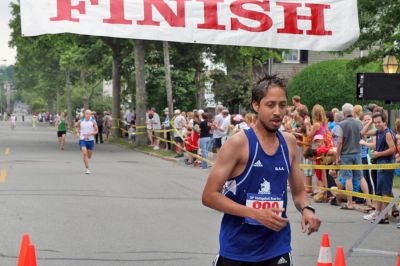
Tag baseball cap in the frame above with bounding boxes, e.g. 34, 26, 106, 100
233, 114, 244, 122
313, 134, 324, 141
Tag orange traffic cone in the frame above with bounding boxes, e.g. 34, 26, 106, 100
317, 233, 332, 266
17, 234, 30, 266
25, 245, 37, 266
397, 251, 399, 266
334, 246, 346, 266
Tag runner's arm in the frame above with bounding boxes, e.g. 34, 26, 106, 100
285, 133, 321, 235
285, 133, 311, 212
92, 121, 99, 136
202, 134, 254, 218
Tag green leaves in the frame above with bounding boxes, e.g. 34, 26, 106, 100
350, 0, 400, 65
287, 60, 382, 111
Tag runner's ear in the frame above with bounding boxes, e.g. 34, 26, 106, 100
252, 101, 260, 113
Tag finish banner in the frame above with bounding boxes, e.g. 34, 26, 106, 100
20, 0, 360, 51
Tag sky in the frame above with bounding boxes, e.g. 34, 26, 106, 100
0, 0, 16, 66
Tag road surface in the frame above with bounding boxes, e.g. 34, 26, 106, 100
0, 120, 398, 265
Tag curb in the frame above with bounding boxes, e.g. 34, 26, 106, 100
133, 148, 179, 163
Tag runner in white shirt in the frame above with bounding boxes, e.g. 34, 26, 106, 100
75, 110, 98, 174
10, 114, 16, 129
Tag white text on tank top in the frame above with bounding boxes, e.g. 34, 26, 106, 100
80, 119, 95, 141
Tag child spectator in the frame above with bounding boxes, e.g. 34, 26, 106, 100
304, 134, 337, 202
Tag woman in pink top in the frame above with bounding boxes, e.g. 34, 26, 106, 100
306, 104, 332, 149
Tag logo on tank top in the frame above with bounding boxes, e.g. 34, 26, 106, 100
275, 166, 285, 171
253, 160, 263, 167
258, 179, 271, 194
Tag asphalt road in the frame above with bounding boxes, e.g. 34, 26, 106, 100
0, 119, 398, 266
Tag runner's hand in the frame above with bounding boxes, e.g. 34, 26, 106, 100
301, 210, 321, 235
254, 208, 288, 232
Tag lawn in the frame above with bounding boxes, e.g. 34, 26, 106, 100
136, 145, 177, 158
394, 176, 400, 189
110, 137, 177, 159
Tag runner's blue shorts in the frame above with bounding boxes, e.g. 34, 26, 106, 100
79, 140, 95, 150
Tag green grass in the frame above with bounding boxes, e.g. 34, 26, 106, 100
394, 176, 400, 189
110, 137, 177, 158
136, 146, 177, 158
109, 137, 135, 148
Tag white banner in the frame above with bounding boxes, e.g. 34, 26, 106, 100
20, 0, 360, 51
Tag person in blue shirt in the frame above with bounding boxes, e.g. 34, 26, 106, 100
202, 75, 320, 266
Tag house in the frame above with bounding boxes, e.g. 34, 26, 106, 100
271, 49, 365, 79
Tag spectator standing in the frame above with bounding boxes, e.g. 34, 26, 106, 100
336, 103, 371, 210
359, 113, 376, 196
163, 108, 172, 150
292, 95, 305, 110
103, 111, 113, 142
95, 111, 104, 144
173, 109, 186, 158
307, 104, 331, 146
293, 105, 314, 194
369, 112, 397, 224
232, 114, 249, 135
332, 111, 344, 147
212, 105, 225, 153
353, 105, 363, 120
199, 112, 212, 169
149, 108, 162, 150
220, 109, 231, 145
146, 110, 154, 147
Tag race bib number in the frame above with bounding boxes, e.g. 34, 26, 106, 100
245, 194, 284, 226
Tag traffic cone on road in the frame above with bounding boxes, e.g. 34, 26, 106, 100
334, 246, 346, 266
25, 245, 37, 266
397, 250, 400, 266
317, 233, 332, 266
17, 234, 30, 266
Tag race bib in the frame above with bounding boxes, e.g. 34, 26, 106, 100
245, 194, 284, 226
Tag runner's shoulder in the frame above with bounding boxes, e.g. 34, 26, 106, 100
221, 130, 247, 152
281, 131, 296, 143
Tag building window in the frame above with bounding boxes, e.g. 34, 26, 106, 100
282, 50, 300, 63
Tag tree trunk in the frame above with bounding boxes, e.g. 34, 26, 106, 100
80, 68, 90, 110
163, 41, 174, 115
47, 98, 54, 115
66, 70, 73, 125
195, 69, 204, 109
134, 40, 148, 146
111, 42, 122, 138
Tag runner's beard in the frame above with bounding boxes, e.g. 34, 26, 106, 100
260, 119, 280, 133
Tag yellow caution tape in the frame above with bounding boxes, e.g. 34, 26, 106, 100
300, 164, 400, 170
306, 185, 400, 204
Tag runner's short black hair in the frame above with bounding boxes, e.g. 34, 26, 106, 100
252, 74, 287, 104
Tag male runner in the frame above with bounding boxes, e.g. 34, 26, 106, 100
202, 75, 321, 266
75, 110, 98, 174
55, 111, 70, 150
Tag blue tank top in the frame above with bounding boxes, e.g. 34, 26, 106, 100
219, 128, 291, 262
376, 128, 395, 163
